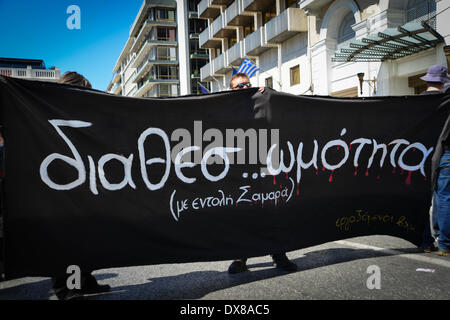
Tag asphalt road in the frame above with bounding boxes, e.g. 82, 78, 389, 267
0, 235, 449, 301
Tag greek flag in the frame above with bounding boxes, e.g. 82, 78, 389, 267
197, 82, 209, 94
236, 58, 260, 78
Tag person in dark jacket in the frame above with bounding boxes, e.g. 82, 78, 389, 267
227, 73, 298, 274
420, 65, 450, 256
51, 72, 111, 299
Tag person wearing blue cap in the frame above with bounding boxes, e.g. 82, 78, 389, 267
420, 65, 450, 256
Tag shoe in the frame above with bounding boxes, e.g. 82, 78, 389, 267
272, 253, 298, 272
81, 283, 111, 294
228, 259, 248, 274
437, 249, 450, 256
53, 287, 84, 300
421, 244, 437, 253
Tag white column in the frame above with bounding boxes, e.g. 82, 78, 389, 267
176, 0, 191, 95
310, 38, 336, 95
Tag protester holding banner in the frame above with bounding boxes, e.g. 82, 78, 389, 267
423, 65, 450, 257
50, 72, 111, 299
227, 73, 298, 274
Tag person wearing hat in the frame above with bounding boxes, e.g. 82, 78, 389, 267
420, 64, 450, 94
420, 65, 450, 257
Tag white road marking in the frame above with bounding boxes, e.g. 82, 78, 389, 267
334, 240, 450, 269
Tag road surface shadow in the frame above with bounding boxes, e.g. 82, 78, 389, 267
0, 273, 119, 300
90, 246, 420, 300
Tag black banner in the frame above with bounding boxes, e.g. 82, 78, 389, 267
0, 76, 448, 278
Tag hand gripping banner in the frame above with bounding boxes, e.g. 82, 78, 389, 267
0, 76, 448, 278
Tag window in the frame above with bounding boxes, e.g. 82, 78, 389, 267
262, 3, 277, 25
155, 8, 176, 21
156, 27, 177, 41
337, 12, 356, 44
265, 77, 273, 89
290, 65, 300, 86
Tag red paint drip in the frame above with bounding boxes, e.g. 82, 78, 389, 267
405, 171, 412, 185
377, 175, 380, 180
365, 168, 369, 176
322, 165, 325, 171
273, 175, 276, 185
354, 166, 358, 176
315, 168, 319, 175
296, 182, 300, 196
349, 143, 352, 151
337, 145, 340, 150
329, 170, 334, 183
285, 172, 289, 179
392, 168, 396, 174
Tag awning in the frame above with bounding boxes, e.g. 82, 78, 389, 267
332, 21, 444, 62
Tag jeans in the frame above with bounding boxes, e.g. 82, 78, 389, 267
433, 150, 450, 251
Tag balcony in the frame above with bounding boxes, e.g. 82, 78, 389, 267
134, 77, 179, 98
132, 39, 178, 69
132, 41, 153, 68
227, 41, 245, 66
199, 26, 222, 49
242, 0, 274, 11
245, 26, 272, 56
265, 7, 307, 43
190, 51, 209, 59
134, 57, 178, 83
211, 14, 236, 38
112, 72, 121, 84
299, 0, 333, 11
129, 19, 177, 54
213, 52, 229, 74
111, 82, 122, 95
200, 61, 214, 81
198, 0, 221, 19
225, 0, 254, 26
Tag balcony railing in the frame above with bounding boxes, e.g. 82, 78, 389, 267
134, 57, 178, 83
199, 25, 222, 49
212, 13, 236, 38
198, 0, 221, 19
213, 52, 229, 74
265, 7, 307, 43
225, 0, 253, 26
245, 26, 272, 56
0, 67, 60, 81
200, 61, 214, 81
227, 41, 245, 66
135, 77, 179, 98
211, 14, 225, 37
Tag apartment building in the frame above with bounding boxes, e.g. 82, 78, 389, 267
107, 0, 209, 97
199, 0, 450, 96
0, 57, 60, 82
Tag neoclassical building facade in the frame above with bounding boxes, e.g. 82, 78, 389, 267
199, 0, 449, 96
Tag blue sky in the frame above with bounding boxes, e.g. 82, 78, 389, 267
0, 0, 142, 90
